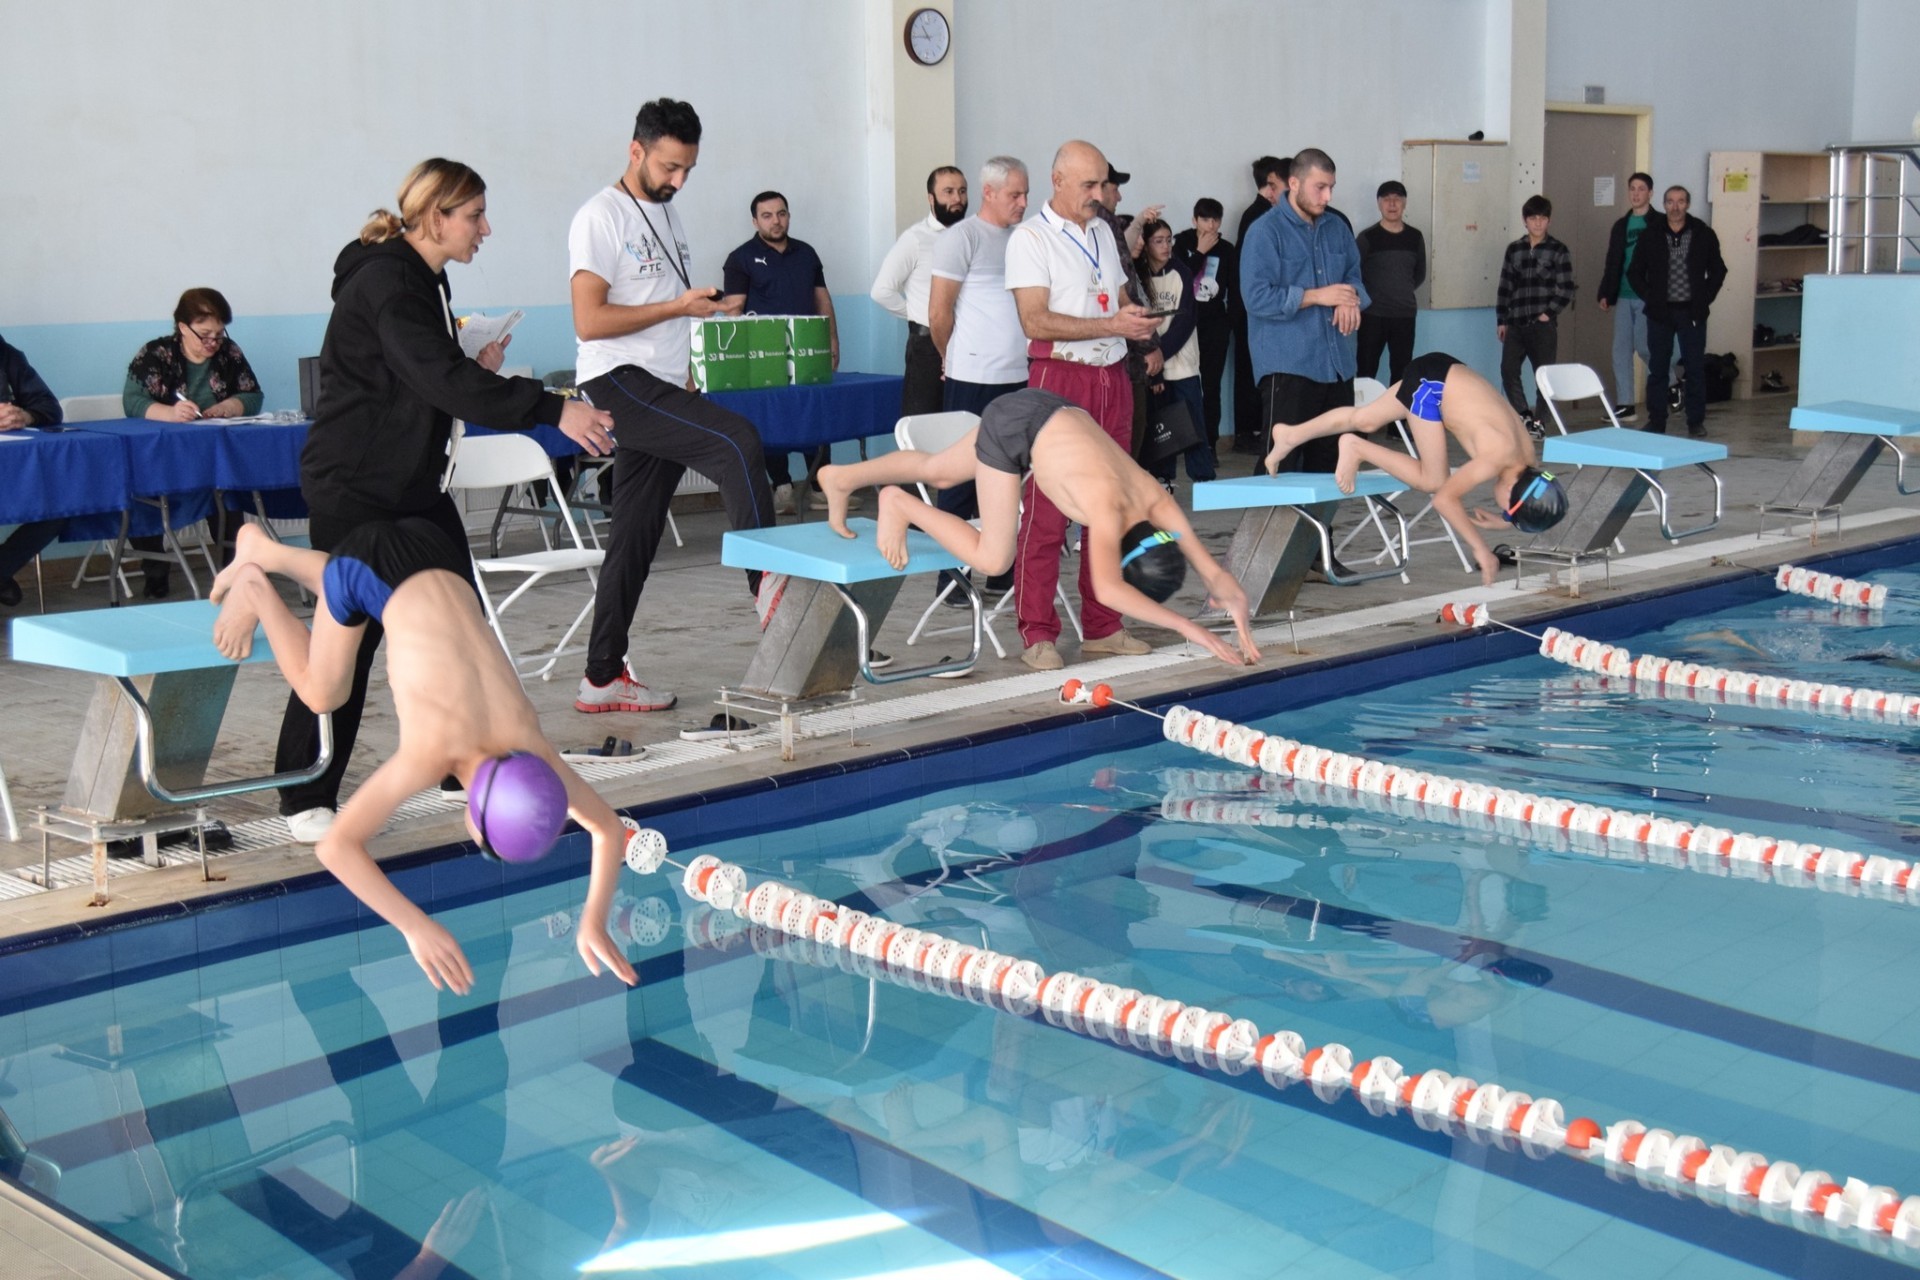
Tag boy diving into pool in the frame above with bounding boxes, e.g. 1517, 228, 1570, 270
210, 520, 638, 997
1262, 352, 1568, 587
814, 388, 1261, 667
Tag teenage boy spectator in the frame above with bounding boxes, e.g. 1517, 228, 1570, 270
1355, 180, 1427, 385
0, 335, 64, 608
1230, 156, 1287, 455
1241, 148, 1367, 480
871, 166, 968, 420
1596, 172, 1654, 419
1173, 198, 1237, 447
1627, 185, 1727, 439
723, 191, 839, 512
568, 98, 770, 715
1495, 195, 1575, 431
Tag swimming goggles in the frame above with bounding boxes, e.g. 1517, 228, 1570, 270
1502, 470, 1556, 523
1119, 529, 1181, 568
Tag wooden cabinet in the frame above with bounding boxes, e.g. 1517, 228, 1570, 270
1402, 141, 1509, 309
1707, 151, 1827, 400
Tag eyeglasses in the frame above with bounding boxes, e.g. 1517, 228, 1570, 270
1503, 471, 1556, 523
184, 325, 226, 347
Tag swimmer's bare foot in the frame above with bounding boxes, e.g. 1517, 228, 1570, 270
875, 486, 912, 570
1263, 425, 1298, 476
212, 564, 265, 660
817, 463, 859, 538
211, 522, 272, 603
1333, 434, 1360, 494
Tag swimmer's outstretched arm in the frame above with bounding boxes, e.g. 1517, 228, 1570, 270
316, 752, 478, 994
1087, 497, 1262, 668
1264, 391, 1409, 474
517, 738, 638, 986
1434, 455, 1508, 587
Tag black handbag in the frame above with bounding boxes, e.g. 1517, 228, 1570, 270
1139, 394, 1201, 464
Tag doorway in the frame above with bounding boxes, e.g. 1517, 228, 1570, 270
1543, 107, 1650, 412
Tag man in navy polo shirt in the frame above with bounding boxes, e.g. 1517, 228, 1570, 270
723, 191, 840, 511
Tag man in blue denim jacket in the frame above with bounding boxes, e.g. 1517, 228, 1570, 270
1240, 149, 1368, 483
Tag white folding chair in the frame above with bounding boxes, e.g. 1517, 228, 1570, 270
57, 394, 217, 599
445, 432, 605, 680
893, 412, 1082, 659
1535, 363, 1649, 546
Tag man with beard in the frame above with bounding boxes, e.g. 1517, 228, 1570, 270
872, 165, 968, 420
567, 97, 768, 715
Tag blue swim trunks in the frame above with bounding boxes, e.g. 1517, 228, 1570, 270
1394, 351, 1462, 423
322, 519, 471, 627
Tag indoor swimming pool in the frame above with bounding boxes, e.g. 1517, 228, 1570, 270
3, 546, 1920, 1279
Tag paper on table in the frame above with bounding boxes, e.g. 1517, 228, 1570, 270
457, 310, 524, 359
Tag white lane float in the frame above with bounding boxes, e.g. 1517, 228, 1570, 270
1776, 564, 1888, 610
660, 813, 1920, 1249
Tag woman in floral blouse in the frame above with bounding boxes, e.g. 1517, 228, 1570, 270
122, 287, 263, 422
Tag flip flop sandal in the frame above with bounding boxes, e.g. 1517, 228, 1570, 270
562, 735, 646, 762
679, 713, 761, 742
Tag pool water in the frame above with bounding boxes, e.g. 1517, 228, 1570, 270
4, 559, 1920, 1279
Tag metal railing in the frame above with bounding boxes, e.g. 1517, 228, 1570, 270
1827, 143, 1920, 274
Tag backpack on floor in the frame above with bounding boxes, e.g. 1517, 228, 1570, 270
1704, 352, 1739, 403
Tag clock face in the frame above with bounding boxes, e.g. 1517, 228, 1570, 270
906, 7, 950, 65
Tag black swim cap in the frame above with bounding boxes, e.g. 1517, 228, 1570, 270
1119, 522, 1186, 602
1503, 468, 1568, 534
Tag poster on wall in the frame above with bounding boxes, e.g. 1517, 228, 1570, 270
1594, 176, 1615, 206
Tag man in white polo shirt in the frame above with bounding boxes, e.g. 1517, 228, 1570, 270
871, 165, 968, 421
1003, 139, 1161, 670
567, 97, 770, 715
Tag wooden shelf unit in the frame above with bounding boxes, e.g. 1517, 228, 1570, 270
1707, 151, 1828, 399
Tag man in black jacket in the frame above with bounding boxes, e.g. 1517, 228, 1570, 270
1230, 157, 1287, 454
1626, 186, 1727, 438
1173, 198, 1237, 447
0, 336, 65, 607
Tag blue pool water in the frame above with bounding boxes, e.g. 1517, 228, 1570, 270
4, 552, 1920, 1278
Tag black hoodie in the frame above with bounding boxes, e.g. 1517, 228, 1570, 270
301, 237, 566, 517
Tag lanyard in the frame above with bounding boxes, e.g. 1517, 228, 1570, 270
1051, 208, 1102, 281
620, 179, 692, 291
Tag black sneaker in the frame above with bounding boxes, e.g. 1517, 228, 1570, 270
868, 648, 894, 671
1523, 415, 1547, 443
1493, 544, 1519, 567
1687, 424, 1709, 439
1616, 402, 1636, 421
0, 577, 19, 608
143, 574, 171, 600
1668, 385, 1684, 413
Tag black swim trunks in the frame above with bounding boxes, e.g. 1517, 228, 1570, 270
1394, 351, 1462, 422
974, 388, 1075, 476
322, 518, 472, 627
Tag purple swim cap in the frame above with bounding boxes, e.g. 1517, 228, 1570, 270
469, 751, 568, 864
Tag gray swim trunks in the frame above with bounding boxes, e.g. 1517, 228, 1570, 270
974, 388, 1075, 476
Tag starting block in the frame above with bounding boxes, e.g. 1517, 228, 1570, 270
1191, 471, 1410, 615
721, 517, 980, 720
10, 601, 332, 903
1764, 401, 1920, 541
1519, 428, 1727, 594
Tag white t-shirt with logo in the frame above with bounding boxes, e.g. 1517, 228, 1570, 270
1003, 203, 1126, 368
568, 186, 692, 385
930, 216, 1026, 385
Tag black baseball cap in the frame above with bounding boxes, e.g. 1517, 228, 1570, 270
1106, 164, 1131, 186
1377, 180, 1408, 199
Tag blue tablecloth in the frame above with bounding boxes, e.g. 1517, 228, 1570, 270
0, 428, 131, 524
214, 419, 309, 492
469, 371, 906, 457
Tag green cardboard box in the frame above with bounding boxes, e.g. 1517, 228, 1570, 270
690, 318, 751, 392
788, 315, 833, 386
745, 316, 792, 389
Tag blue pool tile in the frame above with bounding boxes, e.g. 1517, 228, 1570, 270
103, 908, 196, 975
194, 890, 286, 958
430, 847, 505, 904
276, 880, 361, 941
2, 930, 112, 1002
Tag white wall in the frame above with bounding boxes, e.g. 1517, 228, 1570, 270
1, 0, 870, 326
1851, 0, 1920, 142
954, 0, 1490, 235
1544, 0, 1858, 206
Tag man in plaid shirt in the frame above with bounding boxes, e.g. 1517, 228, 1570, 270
1496, 195, 1576, 432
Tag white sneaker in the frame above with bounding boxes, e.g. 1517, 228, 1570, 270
773, 484, 798, 516
285, 807, 335, 844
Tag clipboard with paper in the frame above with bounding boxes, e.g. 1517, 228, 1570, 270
457, 309, 525, 359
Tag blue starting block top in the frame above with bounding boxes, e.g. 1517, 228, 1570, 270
1191, 469, 1403, 512
11, 600, 269, 678
1543, 427, 1727, 470
722, 517, 966, 584
1789, 401, 1920, 436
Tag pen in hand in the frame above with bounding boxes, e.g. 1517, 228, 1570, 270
176, 388, 201, 419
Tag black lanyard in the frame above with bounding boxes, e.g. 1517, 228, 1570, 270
620, 178, 691, 291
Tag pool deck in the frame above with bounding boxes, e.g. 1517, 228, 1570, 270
1, 397, 1918, 1274
2, 396, 1916, 943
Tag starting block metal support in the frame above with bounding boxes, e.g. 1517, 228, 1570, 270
1519, 428, 1729, 597
9, 600, 333, 902
1763, 402, 1920, 542
1192, 472, 1410, 616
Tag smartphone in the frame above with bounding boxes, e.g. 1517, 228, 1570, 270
1144, 308, 1177, 319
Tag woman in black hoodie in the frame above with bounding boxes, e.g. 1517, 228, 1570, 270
275, 158, 616, 842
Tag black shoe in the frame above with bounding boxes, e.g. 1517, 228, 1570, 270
868, 647, 894, 671
1643, 421, 1669, 435
1687, 424, 1709, 439
1523, 415, 1547, 443
0, 577, 19, 608
1493, 544, 1518, 567
680, 712, 758, 742
107, 821, 232, 859
983, 570, 1014, 593
1668, 385, 1684, 412
1616, 402, 1636, 420
143, 574, 171, 600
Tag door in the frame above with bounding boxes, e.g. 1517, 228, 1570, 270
1543, 111, 1641, 405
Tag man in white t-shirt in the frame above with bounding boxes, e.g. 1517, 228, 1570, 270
1003, 139, 1161, 671
871, 165, 968, 421
567, 98, 770, 716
